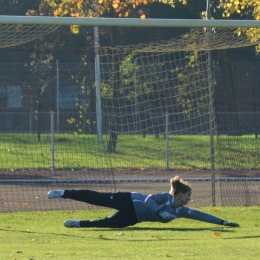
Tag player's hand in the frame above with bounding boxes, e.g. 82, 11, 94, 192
158, 211, 174, 220
223, 220, 240, 227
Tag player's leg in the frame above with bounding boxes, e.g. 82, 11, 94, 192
64, 210, 138, 228
48, 189, 132, 211
48, 189, 139, 226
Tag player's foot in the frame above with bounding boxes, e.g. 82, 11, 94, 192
64, 220, 81, 228
223, 221, 240, 227
47, 190, 64, 199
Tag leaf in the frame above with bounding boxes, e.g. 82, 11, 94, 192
214, 231, 222, 236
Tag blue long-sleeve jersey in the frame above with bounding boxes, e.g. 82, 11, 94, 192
131, 192, 223, 224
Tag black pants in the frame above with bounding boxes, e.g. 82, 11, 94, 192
63, 190, 138, 228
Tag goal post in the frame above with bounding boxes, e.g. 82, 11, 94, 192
1, 15, 260, 28
0, 16, 260, 212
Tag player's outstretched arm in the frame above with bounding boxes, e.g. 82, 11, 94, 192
178, 207, 240, 227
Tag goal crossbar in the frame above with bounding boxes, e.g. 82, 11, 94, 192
1, 15, 260, 28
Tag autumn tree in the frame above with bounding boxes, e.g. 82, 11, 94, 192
0, 0, 42, 15
38, 0, 193, 152
216, 1, 260, 47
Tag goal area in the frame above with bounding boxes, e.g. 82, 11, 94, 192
0, 16, 259, 212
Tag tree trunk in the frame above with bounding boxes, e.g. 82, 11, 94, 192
107, 27, 120, 153
218, 50, 241, 135
37, 103, 42, 142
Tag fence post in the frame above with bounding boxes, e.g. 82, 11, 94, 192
134, 59, 139, 133
165, 111, 170, 169
56, 60, 60, 134
51, 111, 55, 171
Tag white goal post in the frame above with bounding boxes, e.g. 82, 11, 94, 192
0, 15, 260, 28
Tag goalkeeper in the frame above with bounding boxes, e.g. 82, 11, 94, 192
47, 176, 239, 228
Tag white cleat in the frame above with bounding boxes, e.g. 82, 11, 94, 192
47, 190, 64, 199
64, 220, 81, 228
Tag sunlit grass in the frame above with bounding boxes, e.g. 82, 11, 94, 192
0, 207, 259, 259
0, 133, 259, 170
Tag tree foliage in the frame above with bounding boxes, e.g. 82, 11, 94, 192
43, 0, 183, 18
213, 0, 260, 48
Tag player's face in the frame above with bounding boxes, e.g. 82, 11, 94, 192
180, 190, 192, 205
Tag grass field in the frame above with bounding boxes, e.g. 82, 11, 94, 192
0, 207, 259, 260
0, 133, 259, 170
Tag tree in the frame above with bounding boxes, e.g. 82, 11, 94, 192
218, 0, 260, 45
0, 0, 42, 15
39, 0, 196, 152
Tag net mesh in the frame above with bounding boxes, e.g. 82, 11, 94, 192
0, 24, 59, 48
119, 28, 258, 52
0, 22, 259, 211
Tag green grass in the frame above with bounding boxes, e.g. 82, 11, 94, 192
0, 133, 259, 170
0, 207, 259, 259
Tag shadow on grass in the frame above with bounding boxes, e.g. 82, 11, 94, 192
1, 226, 249, 242
80, 226, 237, 232
129, 227, 234, 231
223, 235, 260, 240
0, 228, 87, 239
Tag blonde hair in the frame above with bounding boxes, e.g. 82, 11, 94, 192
169, 176, 191, 195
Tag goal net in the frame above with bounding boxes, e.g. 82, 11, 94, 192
0, 17, 259, 212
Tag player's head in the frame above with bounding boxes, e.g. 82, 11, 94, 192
170, 176, 191, 195
169, 176, 192, 205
